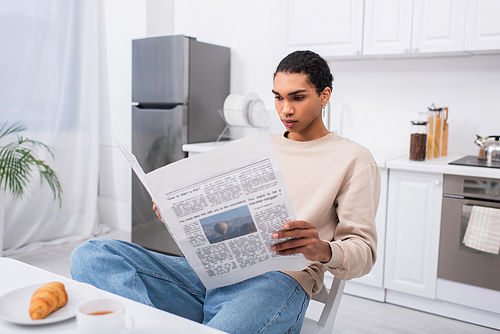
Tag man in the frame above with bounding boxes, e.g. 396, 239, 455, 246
71, 50, 380, 333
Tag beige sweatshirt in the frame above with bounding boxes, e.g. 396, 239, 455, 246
271, 132, 381, 296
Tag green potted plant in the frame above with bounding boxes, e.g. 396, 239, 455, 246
0, 121, 63, 255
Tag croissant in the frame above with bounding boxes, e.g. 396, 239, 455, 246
29, 282, 68, 320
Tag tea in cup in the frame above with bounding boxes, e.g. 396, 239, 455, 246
77, 299, 134, 334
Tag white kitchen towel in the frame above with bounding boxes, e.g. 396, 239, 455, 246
463, 206, 500, 254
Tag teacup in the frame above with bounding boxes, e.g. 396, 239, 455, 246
77, 298, 134, 334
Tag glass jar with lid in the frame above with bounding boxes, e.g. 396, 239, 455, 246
428, 104, 444, 158
409, 120, 428, 161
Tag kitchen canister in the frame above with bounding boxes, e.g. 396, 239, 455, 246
409, 120, 428, 161
428, 104, 445, 158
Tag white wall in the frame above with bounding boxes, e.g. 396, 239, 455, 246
98, 0, 147, 232
146, 0, 174, 37
98, 0, 176, 232
329, 54, 500, 157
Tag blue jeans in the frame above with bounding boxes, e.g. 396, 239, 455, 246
70, 238, 309, 334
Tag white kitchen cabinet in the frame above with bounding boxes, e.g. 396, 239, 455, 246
464, 0, 500, 52
384, 169, 443, 299
412, 0, 466, 53
286, 0, 364, 57
363, 0, 413, 55
363, 0, 466, 56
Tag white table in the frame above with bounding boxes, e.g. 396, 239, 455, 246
0, 258, 226, 333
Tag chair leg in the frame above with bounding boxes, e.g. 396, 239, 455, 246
318, 277, 346, 329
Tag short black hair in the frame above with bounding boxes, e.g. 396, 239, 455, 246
274, 50, 333, 96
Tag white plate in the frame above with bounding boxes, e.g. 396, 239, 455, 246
0, 281, 100, 325
249, 99, 270, 128
232, 96, 247, 126
234, 92, 258, 126
223, 94, 241, 126
248, 98, 264, 127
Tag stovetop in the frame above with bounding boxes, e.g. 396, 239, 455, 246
449, 155, 500, 169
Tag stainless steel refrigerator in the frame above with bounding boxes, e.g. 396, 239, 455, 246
131, 35, 230, 256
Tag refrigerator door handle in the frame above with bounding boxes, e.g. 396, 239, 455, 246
136, 102, 187, 110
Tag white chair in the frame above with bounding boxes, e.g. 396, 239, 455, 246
300, 276, 346, 334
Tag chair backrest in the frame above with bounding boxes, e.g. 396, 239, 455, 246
300, 276, 346, 334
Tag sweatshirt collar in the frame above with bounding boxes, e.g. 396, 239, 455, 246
279, 131, 338, 148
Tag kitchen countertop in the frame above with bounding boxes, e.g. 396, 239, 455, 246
386, 155, 500, 179
183, 142, 500, 179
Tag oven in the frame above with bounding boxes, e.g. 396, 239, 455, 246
438, 174, 500, 291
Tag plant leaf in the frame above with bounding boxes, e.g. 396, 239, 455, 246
0, 122, 63, 206
0, 121, 27, 140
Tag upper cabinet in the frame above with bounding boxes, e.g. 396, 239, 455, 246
286, 0, 500, 59
363, 0, 413, 55
412, 0, 467, 53
464, 0, 500, 52
287, 0, 364, 57
363, 0, 466, 56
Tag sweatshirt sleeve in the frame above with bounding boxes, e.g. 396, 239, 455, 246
322, 162, 381, 280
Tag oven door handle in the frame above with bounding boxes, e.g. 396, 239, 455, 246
443, 194, 465, 199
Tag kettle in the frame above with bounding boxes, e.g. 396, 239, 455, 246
475, 135, 500, 161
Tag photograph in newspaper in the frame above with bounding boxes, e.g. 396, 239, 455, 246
200, 206, 257, 244
120, 132, 309, 290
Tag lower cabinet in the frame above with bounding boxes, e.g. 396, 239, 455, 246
342, 166, 498, 329
383, 169, 443, 299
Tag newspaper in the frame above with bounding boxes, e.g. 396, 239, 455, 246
114, 132, 309, 290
